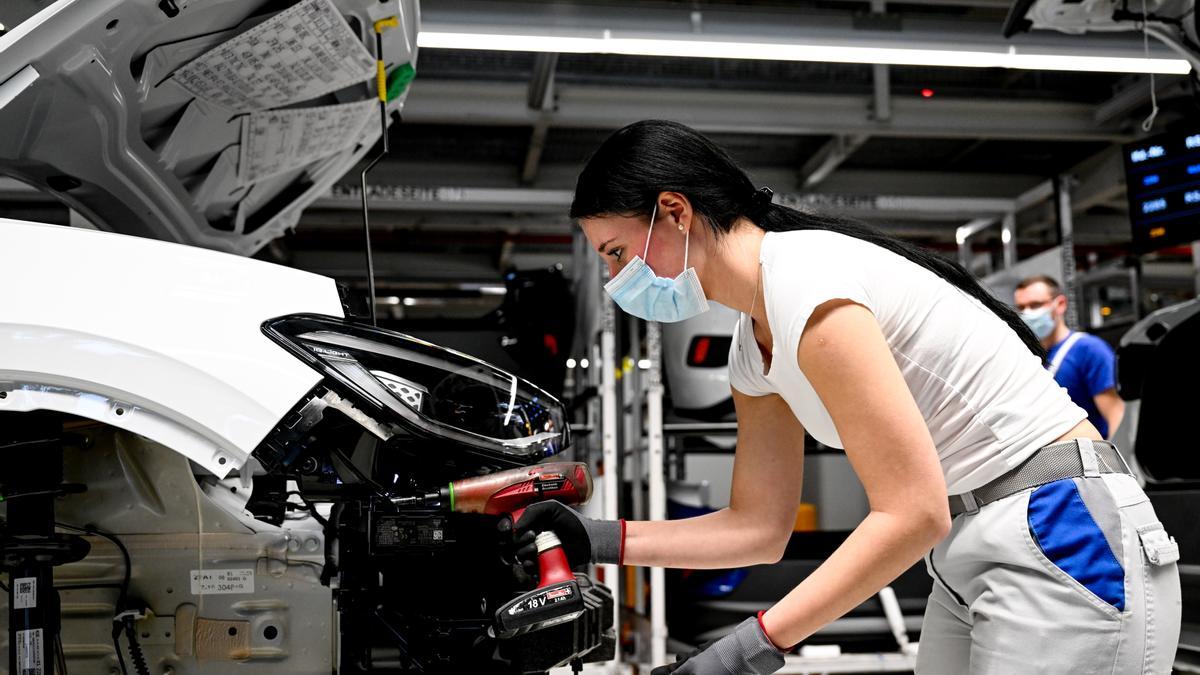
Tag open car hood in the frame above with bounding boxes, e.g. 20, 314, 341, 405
1003, 0, 1199, 72
0, 0, 418, 256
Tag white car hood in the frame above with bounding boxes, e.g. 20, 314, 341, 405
0, 0, 417, 256
0, 219, 344, 476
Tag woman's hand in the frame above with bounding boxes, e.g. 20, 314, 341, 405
505, 500, 623, 566
650, 617, 785, 675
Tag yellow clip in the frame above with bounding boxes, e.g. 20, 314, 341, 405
373, 17, 399, 102
373, 16, 399, 33
376, 61, 388, 102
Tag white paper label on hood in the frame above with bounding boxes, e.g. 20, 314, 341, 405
171, 0, 374, 112
190, 568, 255, 595
238, 99, 375, 185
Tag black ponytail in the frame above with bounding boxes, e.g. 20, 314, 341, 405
571, 119, 1046, 359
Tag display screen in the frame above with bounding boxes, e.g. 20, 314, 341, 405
1124, 128, 1200, 254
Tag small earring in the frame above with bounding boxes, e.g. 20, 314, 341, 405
677, 223, 685, 231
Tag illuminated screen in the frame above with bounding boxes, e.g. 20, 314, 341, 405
1124, 129, 1200, 254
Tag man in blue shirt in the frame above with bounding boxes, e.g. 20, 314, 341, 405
1014, 275, 1125, 438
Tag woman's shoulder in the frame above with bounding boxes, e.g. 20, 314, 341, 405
764, 228, 882, 261
761, 230, 887, 285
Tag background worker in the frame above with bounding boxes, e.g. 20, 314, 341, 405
1014, 275, 1125, 439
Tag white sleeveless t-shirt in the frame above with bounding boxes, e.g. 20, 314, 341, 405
728, 229, 1086, 494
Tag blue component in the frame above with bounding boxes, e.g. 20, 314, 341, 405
1143, 198, 1168, 214
1028, 479, 1125, 611
1143, 174, 1160, 186
691, 569, 751, 598
1189, 164, 1200, 175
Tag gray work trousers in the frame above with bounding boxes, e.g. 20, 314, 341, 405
916, 470, 1182, 674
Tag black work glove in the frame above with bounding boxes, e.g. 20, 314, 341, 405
650, 617, 785, 675
501, 500, 623, 569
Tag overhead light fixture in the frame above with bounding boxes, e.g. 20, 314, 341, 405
417, 31, 1191, 75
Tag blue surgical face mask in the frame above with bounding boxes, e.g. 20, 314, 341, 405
603, 203, 710, 323
1020, 306, 1055, 340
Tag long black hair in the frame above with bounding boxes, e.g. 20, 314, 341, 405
570, 120, 1045, 359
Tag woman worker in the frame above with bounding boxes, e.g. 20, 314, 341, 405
515, 120, 1181, 674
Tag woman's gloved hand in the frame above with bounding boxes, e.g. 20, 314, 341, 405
499, 500, 624, 569
650, 617, 786, 675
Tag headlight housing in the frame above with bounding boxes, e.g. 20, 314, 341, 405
263, 314, 570, 463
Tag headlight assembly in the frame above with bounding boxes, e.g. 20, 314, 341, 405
263, 315, 569, 462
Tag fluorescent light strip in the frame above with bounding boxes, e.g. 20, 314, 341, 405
418, 31, 1192, 75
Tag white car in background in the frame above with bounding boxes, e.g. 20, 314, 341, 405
661, 302, 741, 420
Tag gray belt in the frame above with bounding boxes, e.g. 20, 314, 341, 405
949, 439, 1129, 517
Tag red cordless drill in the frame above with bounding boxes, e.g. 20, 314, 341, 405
391, 462, 593, 636
446, 462, 592, 524
393, 461, 592, 521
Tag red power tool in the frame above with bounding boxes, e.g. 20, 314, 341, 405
446, 462, 592, 523
391, 462, 594, 637
391, 462, 592, 518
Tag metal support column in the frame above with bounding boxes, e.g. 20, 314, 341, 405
645, 321, 668, 668
957, 236, 972, 270
1192, 241, 1200, 297
1055, 176, 1079, 330
870, 0, 892, 125
1001, 212, 1017, 269
599, 276, 621, 671
626, 315, 646, 617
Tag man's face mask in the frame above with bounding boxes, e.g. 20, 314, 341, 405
1020, 305, 1056, 340
603, 202, 710, 323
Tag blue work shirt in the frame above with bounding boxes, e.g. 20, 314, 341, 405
1047, 332, 1118, 438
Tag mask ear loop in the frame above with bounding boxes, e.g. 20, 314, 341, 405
642, 201, 659, 260
683, 226, 690, 273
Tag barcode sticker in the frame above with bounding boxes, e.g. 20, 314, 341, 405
13, 577, 36, 610
16, 628, 44, 675
190, 568, 255, 595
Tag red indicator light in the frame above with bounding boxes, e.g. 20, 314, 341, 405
691, 336, 711, 365
920, 88, 935, 98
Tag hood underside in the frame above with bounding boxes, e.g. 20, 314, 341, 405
0, 0, 418, 256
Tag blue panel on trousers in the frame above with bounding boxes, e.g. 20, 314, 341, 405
1028, 478, 1125, 611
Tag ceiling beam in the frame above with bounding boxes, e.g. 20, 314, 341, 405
520, 52, 558, 185
420, 1, 1184, 73
1093, 74, 1190, 125
799, 134, 870, 188
314, 183, 1015, 221
404, 79, 1132, 141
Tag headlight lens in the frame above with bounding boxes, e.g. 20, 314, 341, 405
263, 315, 569, 462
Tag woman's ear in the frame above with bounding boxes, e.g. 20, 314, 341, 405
658, 191, 692, 233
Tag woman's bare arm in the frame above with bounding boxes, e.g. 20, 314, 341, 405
622, 388, 806, 569
761, 299, 951, 647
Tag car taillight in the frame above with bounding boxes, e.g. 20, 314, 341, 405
686, 335, 732, 368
